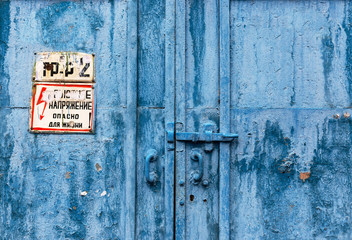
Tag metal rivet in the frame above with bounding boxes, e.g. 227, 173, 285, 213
179, 200, 184, 206
179, 180, 184, 186
202, 179, 209, 187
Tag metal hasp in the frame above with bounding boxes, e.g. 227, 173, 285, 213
167, 122, 238, 143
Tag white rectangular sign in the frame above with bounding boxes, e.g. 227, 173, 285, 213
30, 83, 94, 133
34, 52, 94, 82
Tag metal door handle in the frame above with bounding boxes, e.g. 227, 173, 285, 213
145, 149, 158, 184
190, 149, 203, 182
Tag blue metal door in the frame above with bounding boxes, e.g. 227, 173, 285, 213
172, 1, 233, 239
137, 0, 235, 238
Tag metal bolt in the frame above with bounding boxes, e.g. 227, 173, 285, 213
204, 143, 214, 152
179, 200, 184, 206
202, 179, 209, 187
179, 180, 185, 186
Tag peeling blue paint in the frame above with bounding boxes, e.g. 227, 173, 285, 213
0, 2, 15, 238
189, 0, 205, 107
310, 117, 352, 239
343, 1, 352, 106
138, 0, 165, 107
0, 1, 10, 108
290, 29, 296, 107
36, 2, 103, 51
322, 29, 334, 107
233, 120, 301, 239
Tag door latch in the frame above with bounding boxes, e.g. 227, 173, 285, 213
166, 122, 238, 152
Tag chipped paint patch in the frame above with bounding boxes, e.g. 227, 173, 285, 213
95, 163, 102, 172
65, 172, 71, 179
299, 172, 310, 182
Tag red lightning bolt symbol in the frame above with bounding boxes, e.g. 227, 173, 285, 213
36, 87, 47, 120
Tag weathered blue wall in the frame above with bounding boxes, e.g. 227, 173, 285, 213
2, 0, 352, 239
230, 1, 352, 239
0, 1, 130, 239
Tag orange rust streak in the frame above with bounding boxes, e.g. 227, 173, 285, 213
299, 172, 311, 182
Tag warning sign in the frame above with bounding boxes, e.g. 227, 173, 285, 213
30, 83, 94, 133
33, 52, 94, 82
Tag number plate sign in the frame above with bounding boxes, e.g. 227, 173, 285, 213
34, 52, 94, 82
30, 83, 94, 133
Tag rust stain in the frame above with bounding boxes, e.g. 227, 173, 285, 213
333, 114, 340, 119
289, 204, 295, 213
299, 172, 310, 182
65, 172, 71, 179
72, 206, 76, 210
344, 112, 350, 118
95, 163, 102, 172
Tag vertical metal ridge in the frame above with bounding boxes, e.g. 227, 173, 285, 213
126, 0, 138, 239
175, 0, 187, 238
219, 0, 231, 239
165, 0, 176, 238
173, 0, 177, 237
